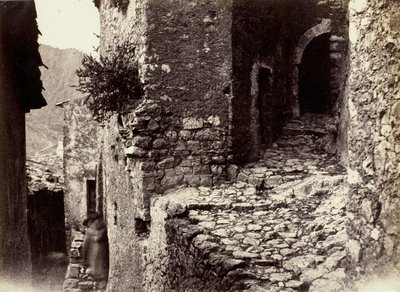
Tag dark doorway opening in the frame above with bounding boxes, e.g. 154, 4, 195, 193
28, 190, 67, 290
258, 67, 280, 147
299, 33, 330, 114
87, 179, 97, 216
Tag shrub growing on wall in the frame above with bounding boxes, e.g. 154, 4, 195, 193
76, 42, 143, 122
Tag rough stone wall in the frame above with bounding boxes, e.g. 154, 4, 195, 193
100, 0, 233, 221
144, 189, 240, 291
62, 98, 99, 238
99, 116, 145, 291
346, 0, 400, 282
63, 232, 107, 291
97, 3, 149, 290
146, 198, 240, 292
98, 2, 233, 290
232, 0, 348, 162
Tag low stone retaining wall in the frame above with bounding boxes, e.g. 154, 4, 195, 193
144, 176, 348, 291
63, 232, 107, 292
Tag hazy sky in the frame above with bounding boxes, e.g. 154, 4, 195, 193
35, 0, 100, 54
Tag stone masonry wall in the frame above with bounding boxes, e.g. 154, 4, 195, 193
99, 116, 145, 291
98, 1, 233, 289
100, 0, 233, 221
63, 232, 107, 291
62, 98, 99, 241
346, 0, 400, 282
144, 189, 243, 291
98, 2, 149, 290
100, 1, 231, 220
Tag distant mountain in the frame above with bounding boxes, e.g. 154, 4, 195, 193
26, 45, 85, 157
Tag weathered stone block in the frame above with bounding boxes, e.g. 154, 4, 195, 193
143, 177, 155, 191
162, 169, 184, 188
211, 165, 223, 175
187, 140, 200, 151
194, 129, 220, 141
180, 156, 201, 167
185, 175, 201, 186
158, 157, 176, 169
183, 117, 204, 130
133, 136, 152, 149
125, 146, 147, 158
148, 119, 160, 130
179, 130, 192, 140
207, 115, 221, 126
135, 100, 161, 117
69, 248, 81, 258
175, 166, 193, 176
78, 281, 94, 290
141, 161, 156, 171
166, 130, 178, 140
199, 175, 213, 187
175, 140, 187, 151
226, 164, 238, 180
63, 279, 79, 289
65, 264, 81, 279
71, 240, 83, 249
166, 201, 187, 218
347, 239, 361, 263
193, 165, 211, 175
349, 0, 368, 13
153, 138, 168, 149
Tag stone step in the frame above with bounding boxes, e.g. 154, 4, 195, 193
281, 125, 328, 137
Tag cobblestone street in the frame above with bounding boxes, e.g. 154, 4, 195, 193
150, 114, 349, 291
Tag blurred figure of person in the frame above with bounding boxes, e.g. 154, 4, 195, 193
81, 213, 109, 282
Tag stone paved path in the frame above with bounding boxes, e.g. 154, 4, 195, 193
170, 114, 348, 291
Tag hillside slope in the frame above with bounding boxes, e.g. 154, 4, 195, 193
26, 45, 85, 157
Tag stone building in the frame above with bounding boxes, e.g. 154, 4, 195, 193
57, 98, 100, 242
0, 0, 47, 281
64, 0, 400, 291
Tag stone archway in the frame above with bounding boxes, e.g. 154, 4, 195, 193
291, 19, 332, 118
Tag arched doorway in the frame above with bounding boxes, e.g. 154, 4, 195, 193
291, 19, 332, 118
298, 33, 330, 114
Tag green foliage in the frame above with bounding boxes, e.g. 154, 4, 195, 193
76, 42, 143, 122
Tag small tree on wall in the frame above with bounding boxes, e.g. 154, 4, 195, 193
76, 42, 143, 122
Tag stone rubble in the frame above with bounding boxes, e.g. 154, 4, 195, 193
26, 154, 63, 194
